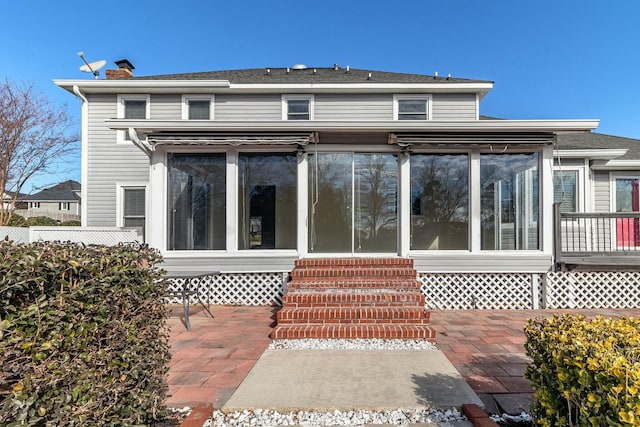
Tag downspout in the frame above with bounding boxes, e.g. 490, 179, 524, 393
127, 128, 153, 157
72, 85, 89, 226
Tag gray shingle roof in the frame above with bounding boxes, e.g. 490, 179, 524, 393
22, 180, 81, 202
557, 132, 640, 161
135, 67, 492, 84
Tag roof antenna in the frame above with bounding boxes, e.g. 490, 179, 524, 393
77, 51, 106, 79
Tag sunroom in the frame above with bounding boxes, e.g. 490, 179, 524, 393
108, 120, 599, 274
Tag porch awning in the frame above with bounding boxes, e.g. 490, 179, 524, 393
147, 132, 318, 147
388, 132, 556, 148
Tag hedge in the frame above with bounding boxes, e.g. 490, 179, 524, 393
525, 314, 640, 426
0, 240, 171, 426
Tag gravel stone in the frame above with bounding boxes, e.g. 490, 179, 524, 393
268, 338, 438, 351
207, 408, 465, 426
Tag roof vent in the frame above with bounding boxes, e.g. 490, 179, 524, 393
292, 64, 307, 70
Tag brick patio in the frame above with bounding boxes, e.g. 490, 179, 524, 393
166, 305, 640, 412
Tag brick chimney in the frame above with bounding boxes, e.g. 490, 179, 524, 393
106, 59, 135, 79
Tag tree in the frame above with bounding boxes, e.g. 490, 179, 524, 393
0, 79, 78, 225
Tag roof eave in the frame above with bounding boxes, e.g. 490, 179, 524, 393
591, 160, 640, 171
105, 119, 600, 134
54, 79, 494, 96
554, 149, 628, 160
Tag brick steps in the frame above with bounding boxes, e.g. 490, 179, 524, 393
282, 290, 425, 307
272, 258, 435, 341
288, 279, 422, 290
276, 307, 431, 324
271, 324, 436, 340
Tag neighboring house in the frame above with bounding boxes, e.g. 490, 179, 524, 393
52, 61, 639, 309
16, 180, 82, 222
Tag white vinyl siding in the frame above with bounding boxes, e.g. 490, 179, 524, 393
314, 94, 391, 120
152, 94, 182, 119
215, 94, 282, 120
593, 171, 610, 212
431, 93, 477, 121
86, 94, 149, 227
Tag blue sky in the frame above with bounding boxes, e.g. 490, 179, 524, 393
2, 0, 640, 192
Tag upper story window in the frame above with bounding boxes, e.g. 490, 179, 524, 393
394, 95, 431, 120
282, 95, 313, 120
117, 94, 150, 143
182, 95, 214, 120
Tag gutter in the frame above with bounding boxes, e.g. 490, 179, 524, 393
127, 128, 153, 157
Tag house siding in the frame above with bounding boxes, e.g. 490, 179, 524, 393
593, 170, 610, 212
140, 93, 479, 122
215, 94, 282, 120
151, 94, 181, 119
432, 93, 477, 120
86, 94, 149, 227
314, 94, 391, 120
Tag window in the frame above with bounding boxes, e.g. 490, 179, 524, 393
182, 96, 214, 120
282, 95, 313, 120
480, 153, 539, 250
238, 153, 297, 250
117, 94, 150, 143
30, 202, 40, 209
59, 202, 70, 211
394, 95, 431, 120
122, 188, 145, 238
124, 100, 146, 119
410, 154, 469, 250
553, 170, 578, 213
167, 153, 226, 250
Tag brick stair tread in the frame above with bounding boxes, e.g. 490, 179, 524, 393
282, 290, 424, 306
288, 280, 421, 290
291, 268, 417, 278
271, 323, 436, 340
295, 258, 413, 268
277, 306, 430, 321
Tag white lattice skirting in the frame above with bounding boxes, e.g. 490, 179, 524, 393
164, 271, 640, 310
419, 273, 539, 310
419, 271, 640, 310
545, 271, 640, 309
166, 272, 287, 306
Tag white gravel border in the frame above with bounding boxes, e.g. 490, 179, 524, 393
207, 407, 465, 426
268, 338, 438, 351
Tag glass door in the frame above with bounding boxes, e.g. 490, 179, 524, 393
308, 152, 398, 254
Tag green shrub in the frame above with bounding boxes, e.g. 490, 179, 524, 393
60, 220, 81, 226
24, 216, 59, 226
7, 214, 26, 227
0, 241, 171, 426
525, 314, 640, 426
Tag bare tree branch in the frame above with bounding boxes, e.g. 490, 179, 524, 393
0, 79, 79, 225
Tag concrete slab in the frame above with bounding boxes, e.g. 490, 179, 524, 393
223, 349, 483, 412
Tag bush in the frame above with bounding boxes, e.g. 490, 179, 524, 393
7, 214, 26, 227
60, 220, 81, 226
24, 216, 59, 226
525, 314, 640, 426
0, 241, 171, 426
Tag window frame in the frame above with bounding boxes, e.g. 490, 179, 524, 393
116, 183, 147, 240
552, 167, 584, 213
393, 94, 432, 121
181, 95, 214, 120
282, 95, 314, 120
116, 94, 150, 143
59, 202, 70, 211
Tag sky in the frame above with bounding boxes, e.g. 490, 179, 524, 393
2, 0, 640, 193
